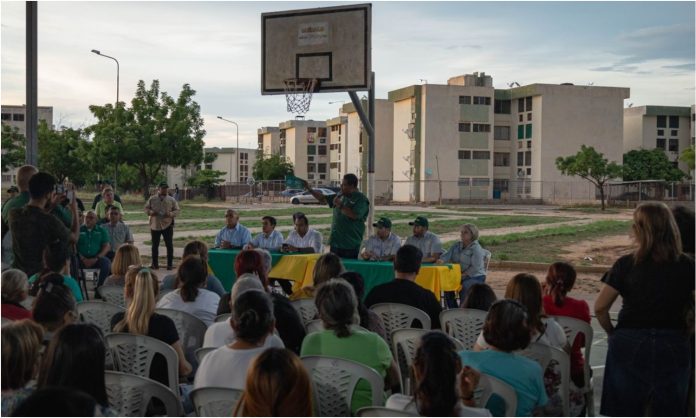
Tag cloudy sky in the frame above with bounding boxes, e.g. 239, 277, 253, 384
1, 1, 694, 149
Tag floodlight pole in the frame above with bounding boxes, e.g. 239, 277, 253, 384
348, 71, 376, 236
25, 2, 38, 166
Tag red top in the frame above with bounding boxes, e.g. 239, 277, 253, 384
543, 295, 591, 379
1, 303, 32, 321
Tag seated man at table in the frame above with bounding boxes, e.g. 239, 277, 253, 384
361, 217, 401, 262
244, 216, 284, 252
405, 216, 442, 263
77, 210, 112, 287
365, 245, 442, 329
282, 213, 323, 254
215, 209, 251, 249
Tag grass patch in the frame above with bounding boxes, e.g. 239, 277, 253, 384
558, 205, 622, 214
390, 215, 575, 238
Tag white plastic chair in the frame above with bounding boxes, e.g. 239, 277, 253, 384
301, 355, 385, 417
98, 286, 126, 307
77, 301, 124, 336
519, 342, 570, 416
195, 347, 217, 364
553, 315, 595, 416
1, 317, 12, 327
104, 371, 182, 416
20, 295, 34, 310
391, 328, 427, 395
291, 298, 318, 328
155, 308, 207, 365
105, 332, 180, 397
371, 303, 431, 347
483, 249, 492, 273
190, 386, 243, 417
477, 373, 518, 417
82, 268, 101, 289
214, 313, 231, 323
439, 308, 487, 351
356, 406, 419, 417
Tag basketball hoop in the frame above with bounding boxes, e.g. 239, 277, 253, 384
283, 78, 318, 116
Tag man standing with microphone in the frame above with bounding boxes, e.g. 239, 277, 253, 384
303, 173, 369, 259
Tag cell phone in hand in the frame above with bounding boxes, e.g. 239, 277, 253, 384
55, 184, 65, 194
66, 190, 74, 202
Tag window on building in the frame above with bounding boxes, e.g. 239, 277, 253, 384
671, 130, 678, 136
318, 163, 327, 172
527, 141, 532, 149
493, 179, 509, 192
458, 178, 471, 186
518, 125, 524, 139
458, 123, 471, 132
527, 113, 532, 121
472, 124, 491, 133
205, 163, 213, 170
307, 163, 316, 172
330, 162, 338, 169
657, 129, 664, 136
307, 145, 316, 155
320, 174, 326, 180
458, 150, 471, 160
12, 114, 24, 122
318, 145, 327, 155
308, 174, 315, 179
1, 113, 10, 120
524, 151, 532, 166
459, 96, 471, 105
472, 178, 490, 186
656, 138, 666, 150
518, 114, 523, 122
525, 97, 532, 111
494, 152, 510, 166
657, 116, 666, 128
669, 116, 679, 129
494, 126, 510, 140
526, 167, 532, 175
473, 151, 490, 160
518, 98, 525, 113
318, 127, 327, 137
525, 124, 532, 138
473, 96, 491, 105
494, 99, 511, 114
669, 138, 679, 152
517, 152, 524, 166
319, 138, 326, 144
307, 127, 317, 133
308, 156, 315, 162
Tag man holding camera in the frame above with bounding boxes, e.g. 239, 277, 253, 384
145, 182, 179, 270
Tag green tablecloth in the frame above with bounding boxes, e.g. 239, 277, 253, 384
208, 248, 284, 291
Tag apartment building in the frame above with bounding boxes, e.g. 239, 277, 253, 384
623, 105, 693, 173
278, 119, 330, 186
326, 116, 348, 184
257, 126, 280, 156
1, 104, 54, 183
166, 146, 258, 187
389, 72, 630, 202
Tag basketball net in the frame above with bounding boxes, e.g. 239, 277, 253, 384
283, 78, 318, 116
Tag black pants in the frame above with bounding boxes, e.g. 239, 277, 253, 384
151, 225, 174, 268
330, 246, 359, 259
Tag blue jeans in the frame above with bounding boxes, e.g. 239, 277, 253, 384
601, 328, 691, 416
80, 256, 111, 288
444, 275, 486, 308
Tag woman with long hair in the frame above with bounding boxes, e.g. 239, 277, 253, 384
339, 271, 387, 340
160, 240, 225, 296
1, 319, 43, 416
37, 323, 118, 415
290, 253, 344, 301
111, 266, 192, 384
595, 202, 694, 416
102, 244, 141, 287
461, 282, 497, 311
32, 274, 77, 344
194, 289, 277, 390
1, 269, 31, 320
28, 240, 83, 302
156, 255, 220, 326
300, 279, 398, 414
233, 348, 312, 417
386, 332, 491, 416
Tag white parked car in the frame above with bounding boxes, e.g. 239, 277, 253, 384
290, 188, 336, 205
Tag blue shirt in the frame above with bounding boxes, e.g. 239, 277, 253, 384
440, 240, 488, 278
459, 350, 547, 417
404, 231, 442, 259
249, 230, 284, 252
214, 223, 252, 248
362, 232, 402, 260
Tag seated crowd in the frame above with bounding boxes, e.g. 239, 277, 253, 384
1, 167, 694, 417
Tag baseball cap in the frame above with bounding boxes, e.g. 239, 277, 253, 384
408, 216, 429, 227
372, 217, 392, 228
158, 181, 169, 188
7, 186, 18, 193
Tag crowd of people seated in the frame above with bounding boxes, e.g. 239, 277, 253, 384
1, 167, 694, 417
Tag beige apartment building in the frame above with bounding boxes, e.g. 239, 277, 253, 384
389, 73, 630, 202
166, 146, 258, 187
326, 115, 348, 184
623, 105, 694, 173
1, 104, 54, 184
278, 119, 330, 186
257, 126, 280, 156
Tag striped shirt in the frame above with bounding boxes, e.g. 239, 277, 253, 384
362, 232, 402, 260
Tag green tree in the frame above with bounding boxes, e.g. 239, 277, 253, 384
680, 145, 695, 174
1, 124, 26, 173
556, 145, 622, 210
88, 80, 206, 199
37, 121, 91, 186
623, 148, 685, 182
187, 169, 226, 200
252, 153, 294, 180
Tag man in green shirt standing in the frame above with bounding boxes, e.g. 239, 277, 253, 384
304, 173, 369, 259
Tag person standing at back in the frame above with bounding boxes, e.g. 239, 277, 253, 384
303, 173, 369, 259
145, 182, 179, 270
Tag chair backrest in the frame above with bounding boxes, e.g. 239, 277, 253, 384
105, 332, 180, 396
104, 371, 182, 416
371, 303, 431, 346
439, 308, 487, 350
301, 355, 385, 417
356, 406, 420, 417
195, 347, 217, 364
98, 286, 126, 308
552, 315, 593, 384
190, 386, 243, 417
483, 249, 492, 272
155, 308, 207, 365
214, 313, 231, 323
291, 298, 318, 328
77, 301, 124, 336
519, 342, 570, 416
477, 373, 518, 417
391, 328, 428, 395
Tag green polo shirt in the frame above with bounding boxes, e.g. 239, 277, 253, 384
77, 224, 110, 258
2, 191, 71, 228
327, 190, 370, 251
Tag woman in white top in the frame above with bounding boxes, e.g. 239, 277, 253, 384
194, 289, 275, 390
156, 256, 220, 326
386, 331, 492, 417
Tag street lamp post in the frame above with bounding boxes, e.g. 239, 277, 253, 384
216, 116, 240, 183
91, 49, 120, 188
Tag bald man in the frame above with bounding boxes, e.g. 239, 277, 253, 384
2, 165, 38, 235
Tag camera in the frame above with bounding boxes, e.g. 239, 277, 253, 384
54, 184, 65, 194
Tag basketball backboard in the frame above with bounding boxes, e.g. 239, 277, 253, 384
261, 3, 371, 95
